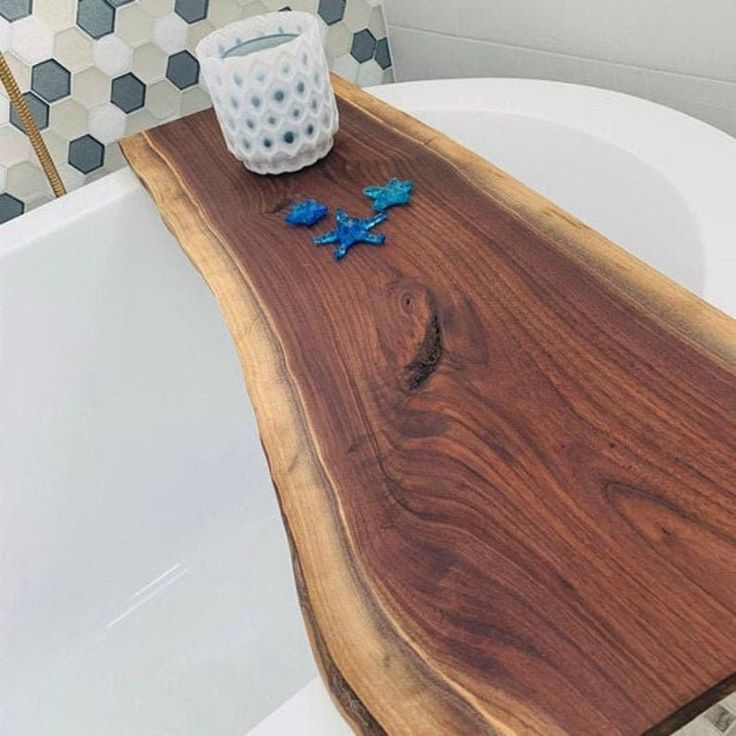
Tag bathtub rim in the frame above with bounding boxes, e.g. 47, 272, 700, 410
368, 78, 736, 317
0, 168, 140, 259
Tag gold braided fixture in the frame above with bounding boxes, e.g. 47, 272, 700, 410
0, 51, 66, 198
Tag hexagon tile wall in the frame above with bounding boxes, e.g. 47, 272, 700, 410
0, 0, 393, 224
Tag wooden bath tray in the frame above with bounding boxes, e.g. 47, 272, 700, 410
121, 76, 736, 735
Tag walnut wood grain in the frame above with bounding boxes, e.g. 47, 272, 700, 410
121, 75, 736, 735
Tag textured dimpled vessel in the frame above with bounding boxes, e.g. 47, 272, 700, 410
196, 12, 339, 176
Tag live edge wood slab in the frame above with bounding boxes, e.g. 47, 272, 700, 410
121, 75, 736, 735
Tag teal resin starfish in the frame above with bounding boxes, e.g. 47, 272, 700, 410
313, 209, 387, 260
363, 178, 414, 212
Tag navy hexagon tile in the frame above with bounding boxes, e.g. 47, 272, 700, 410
111, 72, 146, 113
0, 0, 394, 224
68, 134, 106, 174
351, 29, 377, 63
318, 0, 346, 25
174, 0, 209, 24
0, 193, 25, 224
375, 37, 391, 70
166, 51, 199, 90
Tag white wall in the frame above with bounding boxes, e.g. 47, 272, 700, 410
384, 0, 736, 137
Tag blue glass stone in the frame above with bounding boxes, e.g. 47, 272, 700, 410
285, 198, 329, 227
313, 208, 387, 260
363, 178, 414, 212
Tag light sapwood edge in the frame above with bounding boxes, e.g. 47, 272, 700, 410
332, 74, 736, 368
120, 132, 521, 736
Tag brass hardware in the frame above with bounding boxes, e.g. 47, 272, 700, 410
0, 51, 66, 198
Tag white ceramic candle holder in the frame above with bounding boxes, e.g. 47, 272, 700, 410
196, 12, 339, 176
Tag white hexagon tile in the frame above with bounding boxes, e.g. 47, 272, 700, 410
0, 0, 393, 223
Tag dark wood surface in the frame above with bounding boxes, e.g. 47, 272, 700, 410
121, 75, 736, 735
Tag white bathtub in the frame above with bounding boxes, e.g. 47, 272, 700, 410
1, 80, 735, 735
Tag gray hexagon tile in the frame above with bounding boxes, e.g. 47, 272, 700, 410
9, 91, 49, 132
0, 0, 31, 23
0, 0, 394, 223
31, 59, 72, 102
76, 0, 116, 40
0, 193, 24, 223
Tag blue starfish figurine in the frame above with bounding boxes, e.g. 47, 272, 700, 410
363, 178, 414, 212
285, 199, 329, 227
313, 208, 387, 260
